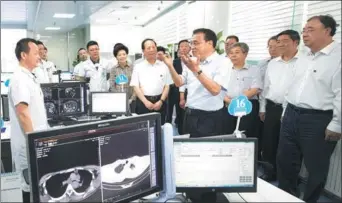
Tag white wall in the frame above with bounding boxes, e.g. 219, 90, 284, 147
0, 29, 27, 72
42, 33, 69, 71
69, 27, 86, 71
90, 24, 143, 60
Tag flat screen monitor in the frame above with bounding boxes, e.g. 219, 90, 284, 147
173, 138, 257, 193
41, 82, 87, 118
27, 113, 163, 203
60, 72, 72, 81
90, 92, 128, 116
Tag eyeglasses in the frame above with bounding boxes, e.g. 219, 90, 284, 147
302, 29, 315, 34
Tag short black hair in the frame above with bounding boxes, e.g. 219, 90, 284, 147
193, 28, 217, 48
267, 36, 278, 46
78, 48, 86, 53
113, 44, 129, 57
276, 29, 301, 45
157, 46, 166, 54
307, 15, 339, 36
226, 35, 239, 42
36, 40, 44, 46
178, 39, 189, 48
86, 40, 99, 50
113, 43, 124, 55
141, 38, 157, 50
15, 38, 38, 61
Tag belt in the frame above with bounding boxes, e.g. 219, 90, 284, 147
145, 95, 161, 101
288, 103, 333, 115
185, 107, 222, 116
266, 99, 282, 107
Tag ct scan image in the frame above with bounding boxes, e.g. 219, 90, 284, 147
59, 87, 83, 115
100, 130, 151, 201
36, 139, 102, 202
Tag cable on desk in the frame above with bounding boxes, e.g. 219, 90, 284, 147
237, 193, 247, 202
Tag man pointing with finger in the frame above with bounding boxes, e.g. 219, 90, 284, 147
163, 28, 233, 138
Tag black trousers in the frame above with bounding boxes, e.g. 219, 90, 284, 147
183, 106, 224, 202
224, 100, 260, 138
262, 99, 283, 176
277, 103, 336, 202
23, 191, 30, 202
183, 107, 224, 138
136, 95, 166, 125
166, 85, 182, 129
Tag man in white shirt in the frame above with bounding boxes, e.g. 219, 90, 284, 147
9, 38, 49, 202
163, 28, 232, 203
77, 41, 112, 92
73, 48, 88, 78
33, 41, 56, 83
277, 15, 341, 202
259, 30, 300, 182
130, 39, 172, 125
257, 36, 279, 83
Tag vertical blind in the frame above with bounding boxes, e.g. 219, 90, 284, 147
307, 1, 341, 42
229, 1, 301, 61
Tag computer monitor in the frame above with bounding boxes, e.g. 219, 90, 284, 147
89, 92, 128, 116
60, 72, 72, 81
41, 82, 87, 118
27, 113, 163, 203
173, 138, 257, 193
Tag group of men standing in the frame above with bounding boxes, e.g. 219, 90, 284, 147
8, 14, 341, 203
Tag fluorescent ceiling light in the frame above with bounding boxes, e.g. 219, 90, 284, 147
53, 13, 75, 18
45, 27, 61, 30
40, 35, 51, 38
108, 10, 130, 15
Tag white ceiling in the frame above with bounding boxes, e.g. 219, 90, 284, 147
1, 1, 182, 34
89, 1, 181, 26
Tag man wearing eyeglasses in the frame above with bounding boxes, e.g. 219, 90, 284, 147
259, 30, 300, 182
277, 15, 341, 202
224, 35, 239, 58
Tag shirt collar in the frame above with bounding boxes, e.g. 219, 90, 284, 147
20, 65, 36, 79
116, 62, 130, 69
317, 41, 339, 55
89, 58, 100, 64
200, 51, 218, 65
275, 50, 300, 62
233, 63, 249, 70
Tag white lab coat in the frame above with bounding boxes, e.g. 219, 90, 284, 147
78, 58, 112, 92
33, 60, 56, 83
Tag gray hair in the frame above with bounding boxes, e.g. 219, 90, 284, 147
229, 42, 249, 54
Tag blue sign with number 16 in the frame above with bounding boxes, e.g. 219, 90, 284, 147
228, 95, 253, 117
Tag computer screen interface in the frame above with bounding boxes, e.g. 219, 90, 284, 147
41, 82, 86, 118
173, 139, 256, 193
28, 116, 162, 202
90, 92, 127, 115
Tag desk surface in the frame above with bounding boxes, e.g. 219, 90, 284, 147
225, 178, 304, 202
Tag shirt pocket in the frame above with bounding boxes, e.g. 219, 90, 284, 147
242, 77, 253, 89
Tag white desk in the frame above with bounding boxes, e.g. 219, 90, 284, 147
225, 178, 304, 202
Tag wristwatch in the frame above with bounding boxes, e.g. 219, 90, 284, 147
194, 70, 203, 77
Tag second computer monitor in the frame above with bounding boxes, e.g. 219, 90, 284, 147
173, 138, 257, 193
90, 92, 128, 116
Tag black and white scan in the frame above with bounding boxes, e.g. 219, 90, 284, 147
37, 140, 102, 202
59, 87, 83, 115
100, 131, 151, 201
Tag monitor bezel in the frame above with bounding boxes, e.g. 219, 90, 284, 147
89, 91, 129, 116
27, 113, 164, 203
173, 137, 258, 193
40, 82, 87, 118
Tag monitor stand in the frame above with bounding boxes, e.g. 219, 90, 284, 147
100, 114, 116, 120
140, 123, 176, 202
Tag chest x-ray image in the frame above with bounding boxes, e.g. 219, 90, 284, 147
35, 128, 152, 202
36, 140, 102, 202
99, 130, 151, 200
